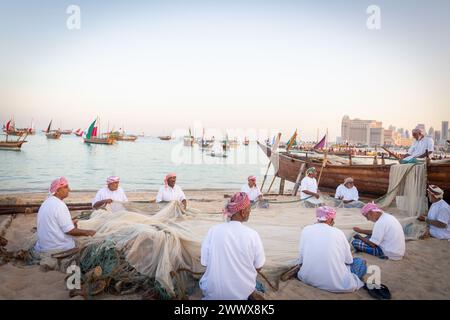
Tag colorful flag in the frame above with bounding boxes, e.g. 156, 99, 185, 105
314, 134, 327, 149
86, 119, 97, 139
6, 120, 11, 131
286, 130, 298, 151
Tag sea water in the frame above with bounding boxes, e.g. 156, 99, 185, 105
0, 134, 272, 193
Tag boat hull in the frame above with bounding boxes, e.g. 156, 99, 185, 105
46, 132, 61, 139
258, 142, 450, 202
0, 141, 26, 151
84, 138, 115, 145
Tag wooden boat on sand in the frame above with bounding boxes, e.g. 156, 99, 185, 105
258, 142, 450, 202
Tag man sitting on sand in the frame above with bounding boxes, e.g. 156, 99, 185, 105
400, 127, 434, 164
352, 203, 405, 260
92, 176, 128, 210
241, 175, 263, 203
417, 185, 450, 240
199, 192, 265, 300
335, 177, 365, 208
300, 167, 325, 207
297, 206, 366, 292
156, 173, 187, 209
34, 177, 96, 254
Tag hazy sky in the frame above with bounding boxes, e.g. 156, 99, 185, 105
1, 0, 449, 140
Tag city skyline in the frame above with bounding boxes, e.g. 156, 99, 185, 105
1, 0, 450, 140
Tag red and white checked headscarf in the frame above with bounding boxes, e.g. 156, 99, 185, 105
49, 177, 68, 195
106, 176, 120, 185
361, 202, 383, 216
164, 173, 177, 188
316, 206, 336, 222
223, 192, 251, 218
248, 175, 257, 186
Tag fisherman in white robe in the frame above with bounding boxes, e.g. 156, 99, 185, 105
200, 192, 265, 300
335, 177, 365, 208
418, 185, 450, 240
240, 175, 263, 203
300, 167, 325, 207
92, 176, 128, 210
156, 172, 187, 209
401, 127, 434, 163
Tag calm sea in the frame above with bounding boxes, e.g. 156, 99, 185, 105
0, 134, 274, 193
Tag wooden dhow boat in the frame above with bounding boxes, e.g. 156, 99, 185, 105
45, 120, 61, 139
0, 133, 28, 151
158, 135, 172, 141
258, 142, 450, 202
83, 118, 115, 145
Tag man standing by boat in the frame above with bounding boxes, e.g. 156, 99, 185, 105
300, 167, 324, 207
199, 192, 265, 300
241, 176, 263, 203
156, 173, 187, 209
400, 127, 434, 164
297, 206, 366, 293
417, 185, 450, 240
352, 203, 405, 260
34, 177, 96, 255
334, 177, 365, 208
92, 176, 128, 210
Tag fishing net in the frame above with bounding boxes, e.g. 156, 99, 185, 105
76, 194, 426, 298
376, 163, 428, 217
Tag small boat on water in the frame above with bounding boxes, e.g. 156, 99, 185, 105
74, 129, 84, 137
45, 120, 61, 139
258, 141, 450, 202
158, 136, 172, 141
117, 134, 137, 141
61, 129, 73, 135
83, 118, 115, 145
109, 130, 138, 142
209, 150, 228, 158
0, 133, 28, 151
183, 128, 195, 146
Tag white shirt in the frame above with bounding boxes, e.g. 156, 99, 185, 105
404, 136, 434, 161
34, 196, 76, 252
298, 223, 364, 293
200, 221, 265, 300
92, 186, 128, 207
335, 184, 359, 201
427, 200, 450, 240
156, 185, 186, 203
241, 184, 262, 202
300, 176, 318, 200
370, 212, 405, 260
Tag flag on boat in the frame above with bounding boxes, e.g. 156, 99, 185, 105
86, 119, 97, 139
314, 134, 327, 149
286, 130, 298, 151
5, 120, 11, 131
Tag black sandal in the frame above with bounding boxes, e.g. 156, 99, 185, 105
364, 284, 391, 300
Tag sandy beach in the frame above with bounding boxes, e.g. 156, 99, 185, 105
1, 190, 449, 300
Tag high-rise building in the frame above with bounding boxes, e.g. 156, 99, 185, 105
341, 115, 383, 146
428, 126, 434, 137
435, 130, 441, 144
397, 128, 405, 137
405, 130, 410, 139
442, 121, 449, 143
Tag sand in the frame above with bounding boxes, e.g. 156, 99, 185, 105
0, 190, 449, 300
